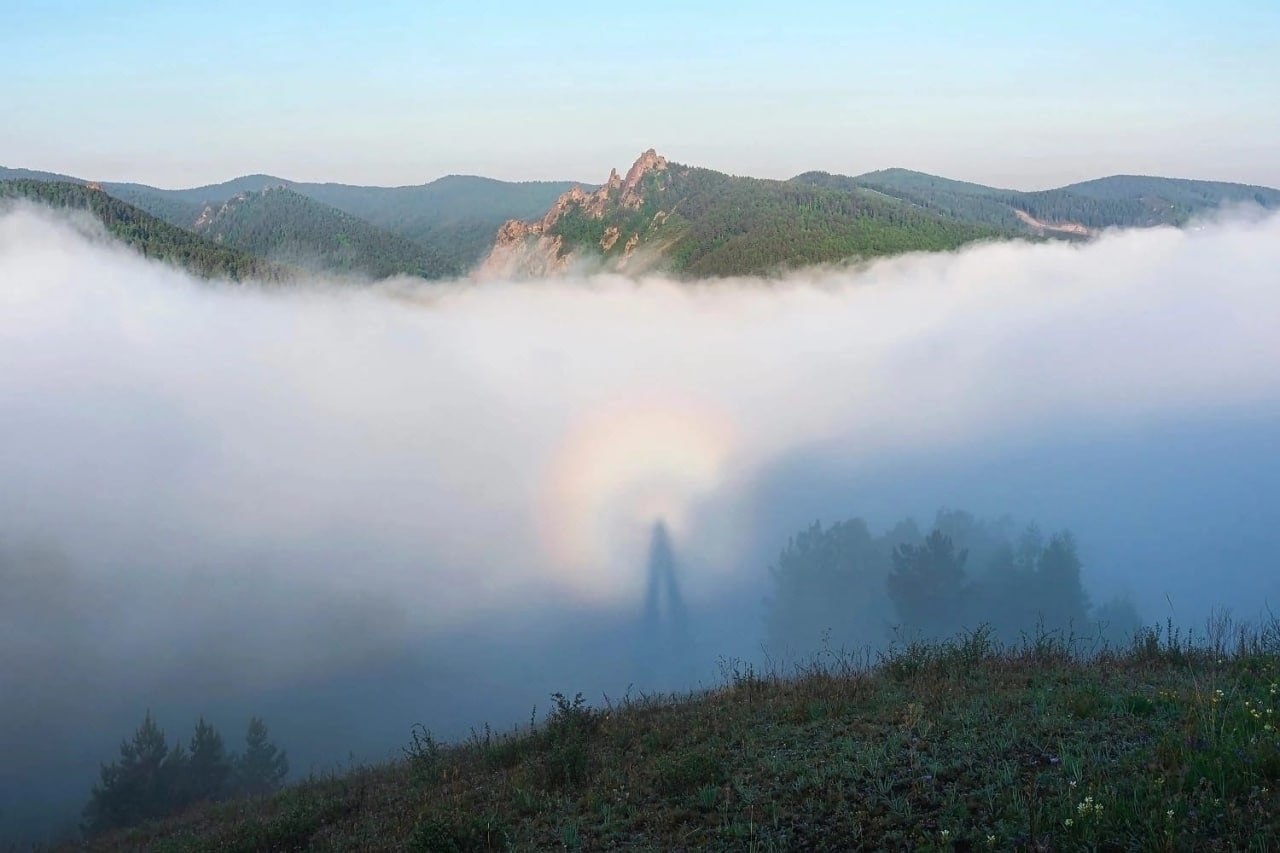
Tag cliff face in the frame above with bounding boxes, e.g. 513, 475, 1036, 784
477, 150, 669, 279
477, 218, 571, 279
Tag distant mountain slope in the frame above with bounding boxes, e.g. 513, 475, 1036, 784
1061, 174, 1280, 207
161, 175, 585, 272
0, 180, 284, 281
0, 168, 253, 230
804, 168, 1280, 236
99, 185, 205, 230
294, 175, 586, 273
3, 166, 583, 276
191, 187, 452, 279
0, 166, 84, 183
132, 174, 295, 206
481, 151, 1003, 279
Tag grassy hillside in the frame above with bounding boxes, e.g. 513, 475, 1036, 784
521, 155, 1005, 278
807, 169, 1280, 233
82, 627, 1280, 850
0, 180, 285, 281
192, 187, 453, 279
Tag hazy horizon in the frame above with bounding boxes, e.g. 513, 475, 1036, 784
7, 148, 1280, 195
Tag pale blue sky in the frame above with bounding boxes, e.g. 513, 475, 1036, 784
2, 0, 1277, 188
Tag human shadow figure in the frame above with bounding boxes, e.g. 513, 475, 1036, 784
637, 520, 695, 688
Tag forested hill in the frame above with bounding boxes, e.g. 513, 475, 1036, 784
191, 187, 455, 279
799, 168, 1280, 235
1, 166, 582, 277
480, 151, 1005, 279
1062, 174, 1280, 207
0, 180, 285, 281
7, 160, 1277, 282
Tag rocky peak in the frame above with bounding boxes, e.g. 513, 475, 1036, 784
479, 149, 671, 278
533, 149, 670, 229
623, 149, 667, 193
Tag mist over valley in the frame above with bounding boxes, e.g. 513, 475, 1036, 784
3, 198, 1280, 844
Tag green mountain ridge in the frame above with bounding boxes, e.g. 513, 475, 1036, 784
1, 166, 584, 277
481, 152, 1006, 279
6, 159, 1278, 282
0, 180, 286, 281
483, 152, 1280, 278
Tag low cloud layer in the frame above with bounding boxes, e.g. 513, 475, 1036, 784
3, 206, 1279, 839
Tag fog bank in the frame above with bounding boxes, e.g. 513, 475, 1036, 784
2, 206, 1279, 841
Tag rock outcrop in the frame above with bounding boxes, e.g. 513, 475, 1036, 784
476, 150, 669, 279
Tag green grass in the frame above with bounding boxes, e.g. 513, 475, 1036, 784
80, 624, 1280, 851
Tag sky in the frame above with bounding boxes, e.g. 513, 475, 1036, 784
3, 0, 1278, 189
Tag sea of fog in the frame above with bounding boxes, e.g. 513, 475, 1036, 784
2, 204, 1279, 841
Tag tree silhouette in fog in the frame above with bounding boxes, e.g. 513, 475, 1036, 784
83, 710, 179, 834
235, 717, 289, 797
183, 717, 232, 804
767, 510, 1140, 653
1036, 531, 1090, 627
765, 519, 893, 653
888, 529, 971, 637
83, 712, 287, 835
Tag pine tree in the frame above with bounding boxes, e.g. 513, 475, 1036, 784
765, 518, 892, 652
887, 530, 970, 637
184, 717, 231, 805
234, 717, 288, 797
83, 711, 173, 833
1036, 531, 1090, 629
